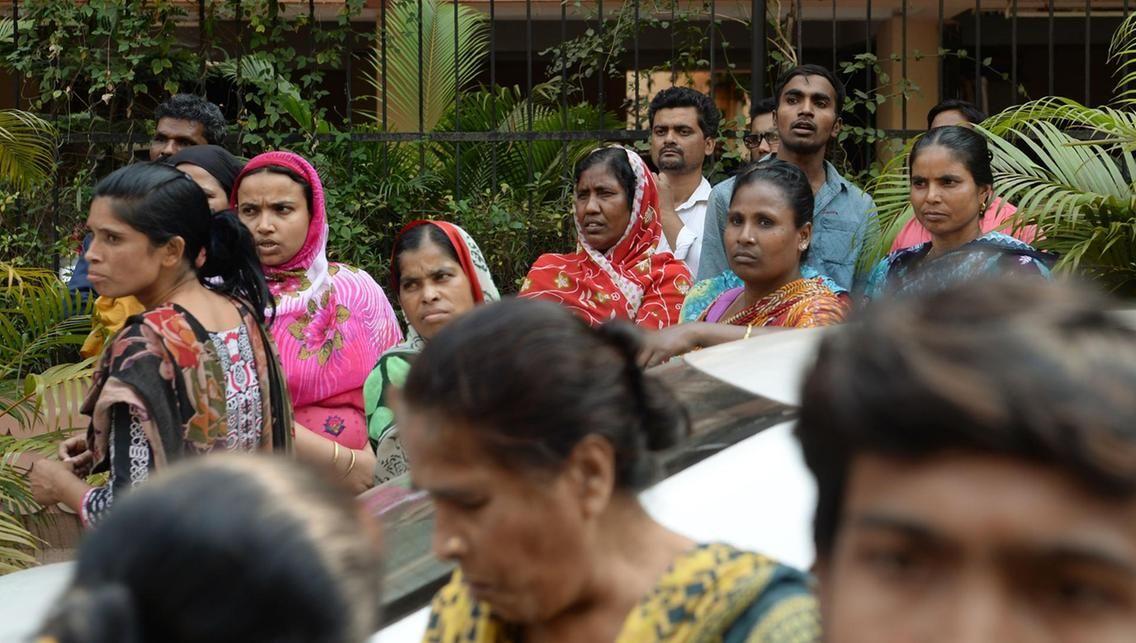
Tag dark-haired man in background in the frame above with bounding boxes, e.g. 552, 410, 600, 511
647, 87, 718, 279
696, 64, 876, 291
797, 277, 1136, 642
149, 93, 227, 161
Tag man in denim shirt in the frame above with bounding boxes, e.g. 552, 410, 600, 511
696, 65, 876, 292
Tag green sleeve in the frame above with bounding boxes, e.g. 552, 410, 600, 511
364, 354, 412, 448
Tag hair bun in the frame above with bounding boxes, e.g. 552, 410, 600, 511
596, 320, 689, 453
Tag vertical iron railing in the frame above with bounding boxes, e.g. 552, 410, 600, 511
16, 0, 1130, 249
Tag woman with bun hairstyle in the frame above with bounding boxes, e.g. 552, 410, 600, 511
396, 298, 819, 642
28, 163, 292, 526
864, 126, 1052, 301
37, 454, 385, 643
232, 151, 402, 490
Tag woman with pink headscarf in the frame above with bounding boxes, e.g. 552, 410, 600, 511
232, 151, 402, 490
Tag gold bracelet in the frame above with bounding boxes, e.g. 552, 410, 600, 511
331, 442, 340, 468
340, 449, 357, 480
744, 323, 755, 340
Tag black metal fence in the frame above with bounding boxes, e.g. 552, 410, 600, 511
6, 0, 1129, 268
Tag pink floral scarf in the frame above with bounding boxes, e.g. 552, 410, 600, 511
232, 151, 402, 448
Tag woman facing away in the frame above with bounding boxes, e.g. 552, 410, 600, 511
37, 455, 385, 643
80, 145, 246, 358
640, 160, 848, 368
363, 220, 499, 485
519, 146, 692, 329
395, 298, 820, 642
864, 126, 1053, 301
28, 163, 292, 526
232, 151, 403, 490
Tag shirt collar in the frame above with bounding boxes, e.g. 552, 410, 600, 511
675, 176, 712, 211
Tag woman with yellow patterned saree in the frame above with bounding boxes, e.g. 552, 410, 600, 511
396, 298, 819, 643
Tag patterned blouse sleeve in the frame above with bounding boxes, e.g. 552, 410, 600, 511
80, 402, 155, 527
635, 263, 693, 329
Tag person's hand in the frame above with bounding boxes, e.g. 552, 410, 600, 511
342, 447, 378, 495
27, 458, 78, 507
58, 435, 93, 478
639, 325, 702, 369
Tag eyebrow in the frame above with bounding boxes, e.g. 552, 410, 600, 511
784, 88, 834, 101
851, 512, 945, 542
1024, 543, 1136, 577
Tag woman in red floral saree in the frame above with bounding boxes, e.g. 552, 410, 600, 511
28, 163, 292, 526
519, 147, 692, 329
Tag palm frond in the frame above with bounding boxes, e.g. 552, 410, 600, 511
366, 0, 489, 133
1109, 13, 1136, 110
212, 54, 316, 131
0, 109, 56, 191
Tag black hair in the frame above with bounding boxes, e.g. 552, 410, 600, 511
926, 98, 987, 129
166, 145, 245, 199
909, 125, 995, 189
774, 64, 847, 114
92, 163, 272, 324
37, 455, 385, 643
403, 298, 689, 491
647, 86, 721, 138
240, 164, 315, 214
796, 277, 1136, 558
154, 94, 227, 146
730, 159, 814, 229
749, 96, 777, 121
574, 147, 637, 212
390, 222, 460, 294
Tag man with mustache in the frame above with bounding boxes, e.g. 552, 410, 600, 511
647, 87, 719, 279
695, 65, 876, 292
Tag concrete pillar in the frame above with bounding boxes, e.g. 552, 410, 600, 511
875, 15, 940, 143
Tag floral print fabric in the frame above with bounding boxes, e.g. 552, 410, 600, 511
232, 151, 402, 448
80, 302, 292, 525
519, 147, 692, 329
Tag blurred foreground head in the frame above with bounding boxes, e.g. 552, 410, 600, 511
797, 277, 1136, 642
38, 455, 384, 643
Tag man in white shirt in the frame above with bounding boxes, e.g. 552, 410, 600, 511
648, 87, 720, 278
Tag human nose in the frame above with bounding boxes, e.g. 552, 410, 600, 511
739, 221, 758, 244
85, 239, 102, 264
253, 211, 274, 234
421, 280, 443, 303
758, 139, 772, 155
431, 512, 467, 562
939, 574, 1012, 642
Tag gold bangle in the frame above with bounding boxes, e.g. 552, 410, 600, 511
340, 449, 357, 480
331, 442, 340, 467
743, 323, 755, 340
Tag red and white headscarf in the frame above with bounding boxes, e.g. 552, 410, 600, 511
519, 147, 691, 328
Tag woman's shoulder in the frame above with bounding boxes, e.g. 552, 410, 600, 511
426, 570, 512, 642
628, 543, 819, 642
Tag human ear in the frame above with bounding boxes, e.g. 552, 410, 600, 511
160, 236, 187, 268
798, 221, 813, 253
830, 117, 843, 140
564, 434, 615, 520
